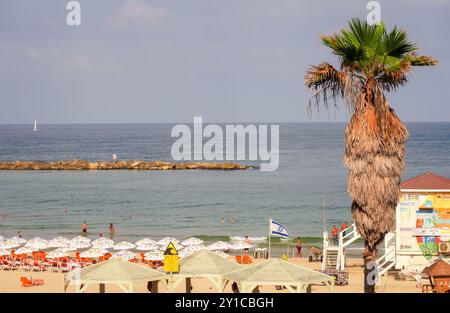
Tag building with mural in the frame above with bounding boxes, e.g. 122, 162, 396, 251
395, 172, 450, 270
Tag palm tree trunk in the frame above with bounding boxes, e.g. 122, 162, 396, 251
363, 242, 377, 293
344, 95, 408, 293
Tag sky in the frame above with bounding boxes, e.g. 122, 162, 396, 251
0, 0, 449, 124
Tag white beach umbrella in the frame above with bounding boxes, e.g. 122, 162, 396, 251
69, 236, 91, 250
62, 244, 77, 251
134, 238, 156, 246
80, 248, 108, 258
214, 251, 231, 258
25, 237, 50, 250
48, 237, 71, 248
144, 250, 164, 261
47, 248, 70, 259
181, 237, 204, 246
157, 237, 180, 246
159, 243, 184, 251
207, 241, 233, 251
135, 242, 159, 251
0, 249, 10, 256
113, 241, 136, 250
7, 236, 27, 245
14, 246, 33, 255
231, 241, 254, 250
178, 244, 206, 258
92, 238, 114, 249
112, 250, 136, 261
70, 236, 91, 244
0, 240, 22, 250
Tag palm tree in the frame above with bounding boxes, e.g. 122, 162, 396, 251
305, 18, 437, 293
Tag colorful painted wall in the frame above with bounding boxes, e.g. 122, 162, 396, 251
396, 193, 450, 269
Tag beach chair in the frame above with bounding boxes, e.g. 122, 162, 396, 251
242, 255, 253, 264
59, 262, 69, 273
31, 278, 44, 286
20, 277, 33, 287
1, 260, 11, 271
235, 256, 242, 264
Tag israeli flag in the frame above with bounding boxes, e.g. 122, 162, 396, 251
270, 218, 289, 238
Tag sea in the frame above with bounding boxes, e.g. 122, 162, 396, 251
0, 122, 449, 252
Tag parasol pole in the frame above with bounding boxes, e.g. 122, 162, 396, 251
268, 217, 271, 259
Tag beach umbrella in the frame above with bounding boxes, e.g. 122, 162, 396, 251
47, 248, 70, 259
207, 241, 233, 251
157, 237, 180, 246
113, 241, 136, 250
214, 251, 231, 258
144, 250, 164, 261
230, 241, 253, 250
92, 238, 114, 249
7, 236, 27, 245
14, 246, 33, 255
48, 237, 71, 248
70, 236, 91, 244
181, 237, 204, 246
112, 250, 136, 261
178, 244, 206, 258
69, 236, 91, 250
0, 240, 22, 250
135, 242, 159, 251
25, 237, 50, 250
0, 249, 10, 256
80, 248, 108, 258
134, 238, 156, 246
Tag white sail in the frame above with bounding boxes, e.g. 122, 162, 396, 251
33, 120, 37, 131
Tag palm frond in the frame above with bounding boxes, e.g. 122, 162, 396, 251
378, 26, 417, 62
408, 55, 438, 66
305, 63, 350, 112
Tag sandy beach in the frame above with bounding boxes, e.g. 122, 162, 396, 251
0, 257, 421, 293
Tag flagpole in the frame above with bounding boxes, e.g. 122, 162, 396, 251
268, 217, 271, 259
286, 237, 289, 258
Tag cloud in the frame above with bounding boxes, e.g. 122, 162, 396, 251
108, 0, 170, 29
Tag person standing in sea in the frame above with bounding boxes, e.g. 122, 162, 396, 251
296, 237, 302, 258
82, 221, 88, 236
109, 223, 115, 239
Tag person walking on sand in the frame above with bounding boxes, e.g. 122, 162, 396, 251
296, 237, 302, 258
109, 223, 115, 239
82, 221, 88, 236
221, 216, 224, 225
331, 225, 339, 246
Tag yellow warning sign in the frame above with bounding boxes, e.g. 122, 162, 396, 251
164, 242, 179, 273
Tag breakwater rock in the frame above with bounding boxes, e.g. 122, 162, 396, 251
0, 160, 252, 171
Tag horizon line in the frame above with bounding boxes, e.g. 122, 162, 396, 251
1, 121, 450, 126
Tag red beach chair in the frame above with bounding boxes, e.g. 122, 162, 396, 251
20, 277, 33, 287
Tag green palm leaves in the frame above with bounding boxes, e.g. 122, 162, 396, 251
305, 18, 437, 109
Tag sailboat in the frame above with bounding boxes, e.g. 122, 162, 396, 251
33, 120, 37, 132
